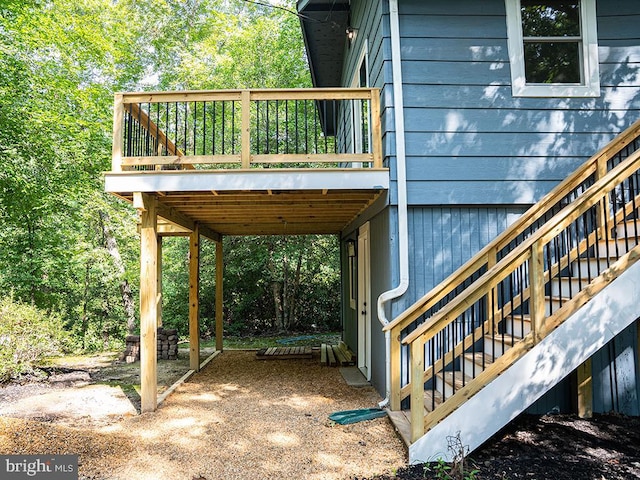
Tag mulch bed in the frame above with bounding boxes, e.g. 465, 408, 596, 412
363, 413, 640, 479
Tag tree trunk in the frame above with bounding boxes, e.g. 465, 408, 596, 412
98, 210, 136, 335
81, 260, 91, 350
268, 238, 283, 330
287, 248, 303, 329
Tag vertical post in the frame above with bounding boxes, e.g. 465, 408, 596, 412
216, 237, 224, 352
189, 225, 200, 372
487, 248, 498, 334
241, 90, 251, 169
370, 88, 383, 169
389, 327, 401, 411
530, 241, 546, 344
138, 193, 158, 413
157, 236, 163, 327
595, 155, 608, 239
410, 340, 425, 442
577, 358, 593, 418
112, 94, 124, 172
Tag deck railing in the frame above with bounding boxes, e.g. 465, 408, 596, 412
111, 88, 383, 172
384, 118, 640, 442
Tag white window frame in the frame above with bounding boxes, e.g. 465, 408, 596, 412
505, 0, 600, 97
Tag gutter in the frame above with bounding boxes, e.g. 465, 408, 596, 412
377, 0, 409, 408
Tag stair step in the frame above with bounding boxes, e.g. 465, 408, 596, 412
484, 333, 518, 357
435, 370, 472, 397
462, 352, 494, 376
502, 314, 531, 338
545, 295, 571, 315
615, 220, 640, 239
569, 258, 614, 278
424, 389, 444, 413
592, 238, 640, 258
550, 277, 586, 297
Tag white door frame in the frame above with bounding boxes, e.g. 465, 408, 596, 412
357, 222, 372, 380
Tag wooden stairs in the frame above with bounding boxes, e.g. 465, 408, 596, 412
384, 119, 640, 463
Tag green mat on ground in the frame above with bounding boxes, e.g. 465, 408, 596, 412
328, 408, 387, 425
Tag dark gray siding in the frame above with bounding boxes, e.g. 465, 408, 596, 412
592, 321, 640, 415
398, 0, 640, 205
370, 208, 393, 395
341, 237, 358, 354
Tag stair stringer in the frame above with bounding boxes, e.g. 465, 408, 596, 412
408, 259, 640, 464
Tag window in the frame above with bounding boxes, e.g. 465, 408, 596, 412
351, 40, 370, 167
505, 0, 600, 97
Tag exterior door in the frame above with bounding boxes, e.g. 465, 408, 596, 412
357, 222, 372, 380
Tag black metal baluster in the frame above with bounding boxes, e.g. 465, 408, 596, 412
202, 101, 207, 156
232, 100, 236, 155
212, 101, 216, 155
221, 101, 226, 154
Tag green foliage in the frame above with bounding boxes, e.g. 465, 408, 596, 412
0, 0, 336, 355
0, 296, 68, 382
423, 434, 481, 480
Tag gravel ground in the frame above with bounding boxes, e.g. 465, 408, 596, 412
0, 350, 406, 479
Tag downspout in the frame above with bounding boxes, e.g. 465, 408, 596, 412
377, 0, 409, 408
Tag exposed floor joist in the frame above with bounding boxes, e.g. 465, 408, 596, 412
106, 169, 387, 236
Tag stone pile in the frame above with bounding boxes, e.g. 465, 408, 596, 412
158, 327, 179, 360
123, 327, 179, 363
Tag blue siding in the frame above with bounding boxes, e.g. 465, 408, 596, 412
335, 0, 640, 410
397, 0, 640, 206
391, 206, 526, 317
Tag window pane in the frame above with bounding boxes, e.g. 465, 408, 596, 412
524, 42, 581, 83
521, 1, 580, 37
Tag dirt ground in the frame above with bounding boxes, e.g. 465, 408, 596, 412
0, 350, 406, 479
2, 350, 640, 479
365, 413, 640, 480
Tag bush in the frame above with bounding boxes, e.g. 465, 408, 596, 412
0, 296, 67, 382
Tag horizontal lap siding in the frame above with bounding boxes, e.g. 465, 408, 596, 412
399, 0, 640, 206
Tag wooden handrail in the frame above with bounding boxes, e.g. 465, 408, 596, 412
404, 146, 640, 442
385, 118, 640, 335
113, 87, 383, 172
403, 147, 640, 346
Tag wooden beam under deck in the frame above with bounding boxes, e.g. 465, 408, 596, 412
113, 188, 385, 236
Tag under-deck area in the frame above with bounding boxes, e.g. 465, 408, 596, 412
105, 87, 389, 411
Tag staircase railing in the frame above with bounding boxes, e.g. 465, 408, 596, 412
384, 118, 640, 440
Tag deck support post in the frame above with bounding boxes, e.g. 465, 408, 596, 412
138, 193, 158, 413
189, 224, 201, 372
410, 340, 425, 442
215, 237, 224, 352
157, 236, 163, 327
577, 358, 593, 418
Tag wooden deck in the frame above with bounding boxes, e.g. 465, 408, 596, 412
255, 346, 313, 360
